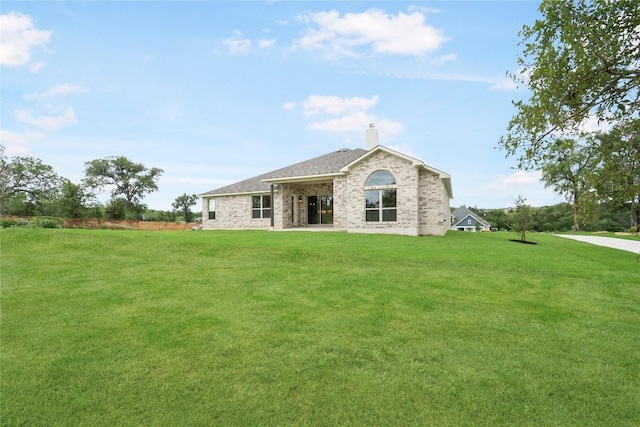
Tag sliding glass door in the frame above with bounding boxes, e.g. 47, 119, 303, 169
307, 195, 333, 225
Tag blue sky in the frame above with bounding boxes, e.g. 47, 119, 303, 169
1, 1, 564, 210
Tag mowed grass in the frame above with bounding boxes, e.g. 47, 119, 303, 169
1, 229, 639, 426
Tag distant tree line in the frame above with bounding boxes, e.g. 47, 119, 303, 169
0, 146, 198, 222
467, 202, 635, 234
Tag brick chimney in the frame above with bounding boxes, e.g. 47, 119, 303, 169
366, 123, 379, 150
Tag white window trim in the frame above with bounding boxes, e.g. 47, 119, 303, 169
252, 195, 271, 219
208, 198, 216, 220
364, 188, 397, 223
364, 170, 398, 223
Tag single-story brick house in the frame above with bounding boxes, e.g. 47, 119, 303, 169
451, 205, 491, 232
199, 125, 453, 236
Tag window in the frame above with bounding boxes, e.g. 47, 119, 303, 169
365, 189, 397, 222
252, 195, 271, 219
208, 198, 216, 220
365, 170, 396, 186
364, 170, 397, 222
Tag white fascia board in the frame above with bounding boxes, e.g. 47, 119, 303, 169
200, 190, 271, 197
262, 172, 344, 184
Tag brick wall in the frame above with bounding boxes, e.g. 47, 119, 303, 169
201, 193, 271, 230
345, 150, 421, 235
418, 170, 451, 235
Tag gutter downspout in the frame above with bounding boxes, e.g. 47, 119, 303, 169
270, 184, 275, 229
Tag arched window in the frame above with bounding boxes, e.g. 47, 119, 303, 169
364, 170, 397, 222
365, 170, 396, 186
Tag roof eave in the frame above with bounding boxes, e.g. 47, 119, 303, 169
262, 172, 345, 184
199, 189, 271, 198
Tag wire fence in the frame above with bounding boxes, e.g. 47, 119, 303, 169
1, 216, 200, 231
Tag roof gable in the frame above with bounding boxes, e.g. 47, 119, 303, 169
452, 206, 491, 227
340, 145, 453, 198
340, 145, 422, 172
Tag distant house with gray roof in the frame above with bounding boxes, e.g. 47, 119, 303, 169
199, 125, 453, 236
451, 206, 491, 232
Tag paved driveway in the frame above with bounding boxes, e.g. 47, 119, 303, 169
555, 234, 640, 254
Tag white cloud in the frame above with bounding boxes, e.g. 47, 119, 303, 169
293, 8, 448, 58
430, 53, 457, 66
307, 111, 372, 132
258, 39, 276, 48
0, 129, 43, 145
29, 62, 44, 73
488, 170, 542, 191
295, 94, 403, 139
281, 101, 296, 110
385, 144, 416, 157
449, 170, 563, 208
3, 143, 32, 157
385, 69, 519, 90
223, 31, 251, 54
490, 77, 519, 91
577, 114, 614, 133
0, 129, 45, 156
494, 68, 529, 91
13, 107, 76, 132
23, 83, 83, 101
302, 95, 378, 116
308, 111, 404, 138
407, 6, 442, 14
0, 12, 52, 67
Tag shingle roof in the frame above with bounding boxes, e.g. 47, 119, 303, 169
452, 205, 491, 227
200, 148, 367, 196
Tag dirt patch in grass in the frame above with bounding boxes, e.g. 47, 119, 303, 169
509, 239, 538, 245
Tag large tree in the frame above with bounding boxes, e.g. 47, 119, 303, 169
593, 120, 640, 227
500, 0, 640, 168
0, 147, 64, 216
172, 193, 198, 222
57, 179, 97, 219
540, 138, 598, 231
83, 156, 163, 216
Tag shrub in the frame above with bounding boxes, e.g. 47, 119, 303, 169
37, 217, 60, 229
14, 218, 30, 228
586, 218, 626, 232
0, 219, 17, 228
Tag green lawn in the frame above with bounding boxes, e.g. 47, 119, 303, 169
1, 229, 639, 426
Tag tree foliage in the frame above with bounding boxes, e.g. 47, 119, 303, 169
83, 156, 163, 217
0, 147, 64, 216
500, 0, 640, 168
171, 193, 198, 222
531, 203, 574, 232
58, 179, 97, 219
511, 196, 533, 242
592, 120, 640, 226
540, 138, 598, 231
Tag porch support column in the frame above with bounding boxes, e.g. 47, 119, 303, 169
270, 184, 275, 228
